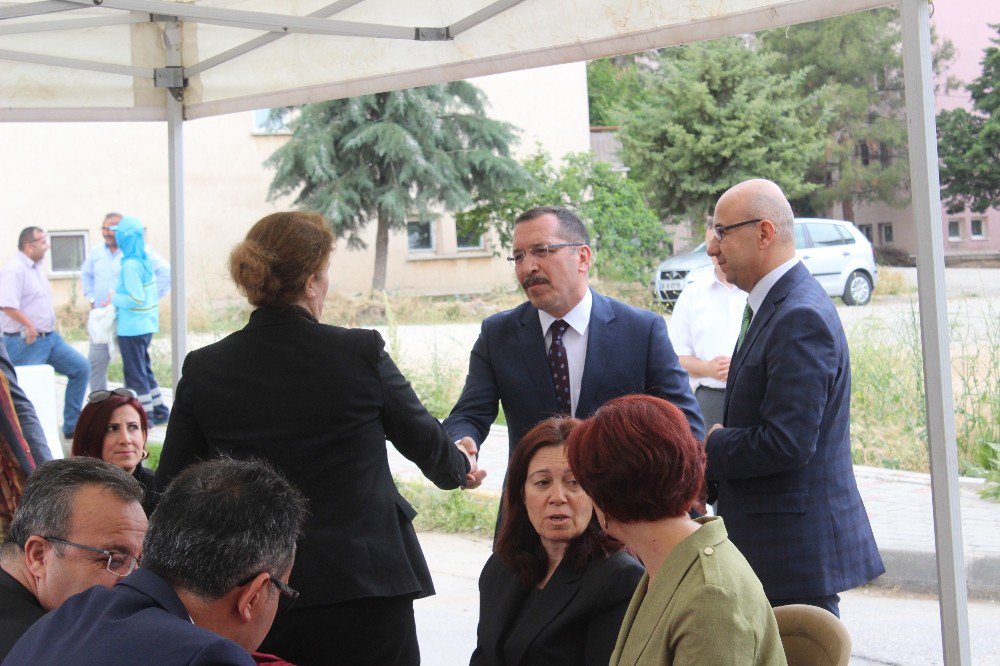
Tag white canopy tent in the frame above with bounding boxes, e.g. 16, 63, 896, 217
0, 1, 971, 662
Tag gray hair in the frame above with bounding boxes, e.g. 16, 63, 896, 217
515, 206, 590, 245
2, 458, 144, 558
141, 458, 307, 600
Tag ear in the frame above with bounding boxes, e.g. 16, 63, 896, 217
758, 219, 777, 247
577, 244, 593, 272
236, 572, 270, 624
304, 272, 317, 298
23, 536, 49, 580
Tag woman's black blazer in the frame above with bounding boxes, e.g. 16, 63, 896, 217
471, 551, 643, 666
155, 306, 469, 608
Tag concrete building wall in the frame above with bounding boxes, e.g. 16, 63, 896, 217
0, 62, 590, 307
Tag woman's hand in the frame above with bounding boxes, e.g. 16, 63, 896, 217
456, 437, 487, 489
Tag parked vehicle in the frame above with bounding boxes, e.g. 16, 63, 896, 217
651, 218, 878, 306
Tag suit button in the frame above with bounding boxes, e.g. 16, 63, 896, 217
704, 547, 714, 556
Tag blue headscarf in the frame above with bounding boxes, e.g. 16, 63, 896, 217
114, 216, 152, 283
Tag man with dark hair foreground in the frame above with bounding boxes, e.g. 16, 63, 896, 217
4, 458, 307, 666
0, 458, 146, 660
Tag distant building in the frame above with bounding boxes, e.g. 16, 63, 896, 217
0, 63, 591, 307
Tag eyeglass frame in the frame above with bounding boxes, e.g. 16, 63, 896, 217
88, 387, 138, 403
40, 536, 140, 577
238, 572, 300, 612
506, 242, 585, 264
712, 218, 763, 242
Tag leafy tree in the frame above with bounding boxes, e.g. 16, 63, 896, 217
587, 56, 648, 127
618, 37, 829, 228
458, 151, 668, 284
938, 24, 1000, 214
758, 8, 955, 220
266, 82, 528, 291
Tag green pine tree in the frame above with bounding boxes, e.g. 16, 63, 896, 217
937, 24, 1000, 214
618, 36, 829, 228
266, 82, 528, 292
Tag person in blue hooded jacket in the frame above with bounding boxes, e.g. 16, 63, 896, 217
111, 217, 169, 423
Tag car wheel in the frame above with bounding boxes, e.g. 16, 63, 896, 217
843, 270, 872, 306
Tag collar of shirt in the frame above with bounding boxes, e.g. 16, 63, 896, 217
16, 251, 40, 269
747, 257, 800, 318
537, 287, 593, 338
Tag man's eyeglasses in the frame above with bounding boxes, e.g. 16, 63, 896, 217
88, 388, 138, 403
507, 243, 584, 264
27, 235, 48, 246
239, 573, 300, 612
712, 218, 763, 242
41, 536, 139, 577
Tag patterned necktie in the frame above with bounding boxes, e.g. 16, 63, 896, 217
736, 303, 754, 352
547, 319, 572, 415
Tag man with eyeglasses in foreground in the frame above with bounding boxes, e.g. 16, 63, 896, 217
0, 457, 146, 660
444, 206, 704, 501
5, 458, 307, 666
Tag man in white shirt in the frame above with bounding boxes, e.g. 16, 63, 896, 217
668, 226, 748, 428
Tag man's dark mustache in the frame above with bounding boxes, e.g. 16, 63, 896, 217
522, 276, 549, 289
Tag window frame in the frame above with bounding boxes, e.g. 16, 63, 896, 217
45, 230, 89, 277
406, 219, 435, 253
947, 219, 963, 241
970, 218, 986, 240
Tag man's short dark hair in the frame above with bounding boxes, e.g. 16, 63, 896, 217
103, 213, 122, 222
142, 458, 307, 600
2, 458, 144, 558
17, 227, 43, 251
515, 206, 590, 245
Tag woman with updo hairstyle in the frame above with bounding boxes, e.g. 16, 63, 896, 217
471, 417, 642, 666
565, 394, 786, 666
72, 387, 159, 515
156, 211, 481, 666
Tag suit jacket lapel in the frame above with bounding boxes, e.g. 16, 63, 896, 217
504, 564, 584, 665
578, 290, 616, 418
516, 304, 561, 415
723, 262, 808, 420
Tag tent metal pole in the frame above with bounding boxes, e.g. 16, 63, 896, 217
164, 20, 186, 389
899, 1, 970, 664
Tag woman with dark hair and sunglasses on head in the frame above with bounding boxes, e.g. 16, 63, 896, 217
154, 211, 482, 666
471, 417, 643, 666
71, 387, 159, 515
565, 394, 785, 666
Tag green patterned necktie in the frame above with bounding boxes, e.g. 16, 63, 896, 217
736, 303, 753, 351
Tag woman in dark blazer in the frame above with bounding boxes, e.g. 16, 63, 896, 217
471, 417, 642, 666
155, 211, 479, 666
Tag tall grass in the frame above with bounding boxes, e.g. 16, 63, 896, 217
849, 299, 1000, 499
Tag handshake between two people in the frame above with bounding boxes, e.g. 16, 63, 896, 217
456, 436, 487, 490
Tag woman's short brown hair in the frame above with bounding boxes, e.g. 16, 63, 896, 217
566, 394, 705, 522
228, 211, 334, 308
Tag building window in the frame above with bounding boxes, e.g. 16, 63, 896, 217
857, 224, 873, 242
456, 218, 485, 250
47, 231, 88, 275
879, 223, 894, 245
252, 108, 292, 135
407, 220, 434, 251
971, 218, 986, 240
948, 219, 963, 241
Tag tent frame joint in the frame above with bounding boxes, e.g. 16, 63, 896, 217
154, 65, 186, 100
415, 26, 450, 41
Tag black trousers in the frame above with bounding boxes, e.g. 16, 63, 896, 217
694, 385, 726, 429
770, 593, 841, 618
259, 595, 419, 665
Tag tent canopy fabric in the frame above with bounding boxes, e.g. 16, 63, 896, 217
1, 0, 891, 121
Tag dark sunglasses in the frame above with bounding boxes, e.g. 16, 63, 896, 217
88, 388, 138, 403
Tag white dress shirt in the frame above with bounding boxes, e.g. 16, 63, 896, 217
538, 288, 592, 417
668, 265, 748, 389
747, 257, 801, 322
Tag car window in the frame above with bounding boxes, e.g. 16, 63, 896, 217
794, 224, 808, 249
835, 225, 856, 244
806, 223, 845, 247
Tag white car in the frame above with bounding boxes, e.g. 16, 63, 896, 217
651, 218, 879, 306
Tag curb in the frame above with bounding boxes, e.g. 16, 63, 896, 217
865, 549, 1000, 601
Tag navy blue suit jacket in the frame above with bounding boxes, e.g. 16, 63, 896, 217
443, 289, 704, 457
706, 262, 884, 599
3, 568, 255, 666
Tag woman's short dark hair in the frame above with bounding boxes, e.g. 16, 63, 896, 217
71, 393, 148, 460
228, 211, 334, 308
494, 417, 620, 588
566, 394, 705, 522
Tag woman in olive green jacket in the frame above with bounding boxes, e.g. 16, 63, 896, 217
566, 395, 786, 666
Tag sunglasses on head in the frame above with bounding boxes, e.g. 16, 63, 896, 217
88, 388, 138, 403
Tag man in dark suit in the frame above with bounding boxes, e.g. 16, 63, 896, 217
444, 206, 704, 466
5, 458, 307, 666
704, 179, 884, 617
0, 458, 146, 661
